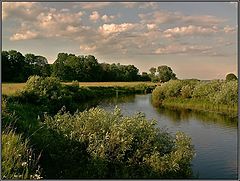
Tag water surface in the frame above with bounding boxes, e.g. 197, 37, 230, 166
83, 94, 237, 179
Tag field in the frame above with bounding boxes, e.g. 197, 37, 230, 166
2, 82, 157, 95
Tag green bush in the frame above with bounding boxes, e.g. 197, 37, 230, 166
152, 79, 237, 114
2, 129, 42, 179
44, 107, 194, 178
226, 73, 237, 81
192, 80, 221, 99
152, 80, 185, 106
211, 80, 238, 105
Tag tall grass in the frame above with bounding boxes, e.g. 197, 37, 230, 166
2, 128, 42, 180
152, 79, 238, 115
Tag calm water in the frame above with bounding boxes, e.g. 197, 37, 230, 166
83, 94, 238, 179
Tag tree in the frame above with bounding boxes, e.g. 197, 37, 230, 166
226, 73, 237, 81
157, 65, 177, 83
149, 67, 156, 76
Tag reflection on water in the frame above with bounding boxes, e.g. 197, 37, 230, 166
157, 107, 237, 128
79, 94, 237, 179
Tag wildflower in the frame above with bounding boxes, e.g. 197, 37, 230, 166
21, 162, 28, 167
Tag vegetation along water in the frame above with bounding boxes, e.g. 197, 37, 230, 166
1, 50, 238, 179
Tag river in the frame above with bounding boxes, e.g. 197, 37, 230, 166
82, 93, 237, 179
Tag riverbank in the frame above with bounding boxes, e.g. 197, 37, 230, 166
151, 79, 238, 117
2, 76, 195, 179
161, 98, 237, 117
2, 81, 157, 96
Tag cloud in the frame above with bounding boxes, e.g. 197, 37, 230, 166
139, 11, 225, 26
154, 44, 212, 55
80, 44, 97, 52
89, 11, 100, 22
101, 14, 115, 23
223, 25, 236, 33
98, 23, 136, 36
75, 2, 112, 10
10, 30, 39, 41
147, 24, 157, 30
2, 2, 39, 20
163, 25, 218, 38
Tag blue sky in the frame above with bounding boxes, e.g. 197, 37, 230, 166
2, 2, 238, 79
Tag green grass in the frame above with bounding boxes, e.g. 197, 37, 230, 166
2, 82, 157, 96
2, 128, 42, 180
162, 97, 238, 116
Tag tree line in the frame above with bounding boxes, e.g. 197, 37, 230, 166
2, 50, 177, 83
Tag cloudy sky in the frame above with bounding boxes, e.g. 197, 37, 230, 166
2, 2, 238, 79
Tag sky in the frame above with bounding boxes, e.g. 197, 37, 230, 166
2, 2, 238, 79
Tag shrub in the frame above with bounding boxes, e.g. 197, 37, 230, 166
192, 80, 222, 100
23, 76, 62, 101
211, 80, 238, 105
44, 107, 194, 178
226, 73, 237, 81
2, 128, 42, 179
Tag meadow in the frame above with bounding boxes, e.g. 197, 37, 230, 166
2, 82, 157, 96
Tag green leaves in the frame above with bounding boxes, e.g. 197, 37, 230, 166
44, 107, 194, 178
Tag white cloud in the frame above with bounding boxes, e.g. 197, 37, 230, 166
223, 25, 236, 33
2, 2, 39, 20
139, 11, 224, 26
10, 30, 38, 41
154, 44, 212, 55
101, 14, 115, 23
99, 23, 136, 35
76, 2, 111, 9
80, 44, 97, 52
147, 24, 157, 30
163, 25, 218, 38
89, 11, 100, 22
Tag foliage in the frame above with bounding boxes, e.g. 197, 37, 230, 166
2, 129, 42, 180
192, 80, 222, 99
157, 65, 177, 83
43, 107, 194, 178
2, 50, 50, 82
2, 50, 175, 83
225, 73, 237, 81
152, 79, 238, 115
152, 80, 185, 106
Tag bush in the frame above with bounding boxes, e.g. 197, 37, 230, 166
2, 128, 42, 179
23, 76, 62, 101
226, 73, 237, 81
211, 80, 238, 105
44, 107, 194, 178
192, 80, 222, 100
152, 80, 185, 106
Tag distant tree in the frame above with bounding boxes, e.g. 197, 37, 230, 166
141, 72, 151, 81
2, 50, 26, 82
226, 73, 237, 81
25, 54, 48, 77
149, 67, 156, 76
157, 65, 177, 83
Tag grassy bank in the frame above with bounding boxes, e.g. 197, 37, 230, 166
152, 79, 238, 116
162, 98, 237, 117
2, 81, 156, 96
2, 76, 195, 179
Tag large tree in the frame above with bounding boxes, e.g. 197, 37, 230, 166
157, 65, 177, 83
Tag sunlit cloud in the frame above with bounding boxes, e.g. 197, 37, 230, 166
10, 30, 39, 41
101, 14, 115, 23
223, 25, 236, 33
89, 11, 100, 22
163, 25, 218, 38
98, 23, 136, 36
2, 2, 237, 79
154, 44, 212, 55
